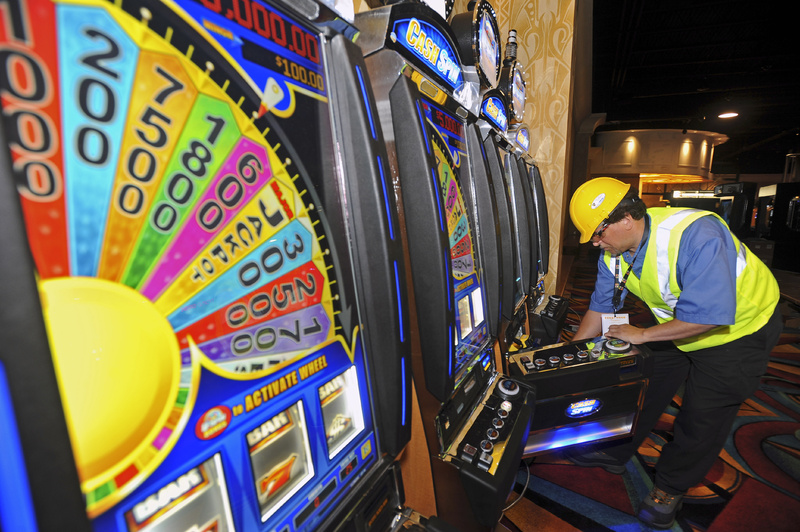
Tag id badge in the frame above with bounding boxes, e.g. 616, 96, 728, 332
601, 313, 629, 337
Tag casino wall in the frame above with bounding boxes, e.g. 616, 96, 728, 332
486, 0, 577, 296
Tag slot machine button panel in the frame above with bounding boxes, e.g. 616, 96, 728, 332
451, 377, 532, 475
461, 443, 478, 463
477, 452, 493, 471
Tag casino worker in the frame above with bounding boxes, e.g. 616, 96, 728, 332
564, 177, 782, 529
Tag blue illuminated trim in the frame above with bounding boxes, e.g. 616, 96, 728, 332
431, 168, 445, 233
378, 156, 395, 240
416, 101, 430, 155
445, 252, 452, 312
0, 362, 38, 532
401, 357, 407, 426
527, 419, 632, 454
355, 65, 377, 140
448, 327, 453, 376
394, 260, 404, 343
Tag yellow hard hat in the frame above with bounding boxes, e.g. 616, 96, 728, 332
569, 177, 631, 243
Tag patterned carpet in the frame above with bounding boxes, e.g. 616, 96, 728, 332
500, 250, 800, 531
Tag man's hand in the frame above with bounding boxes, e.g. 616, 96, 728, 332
606, 323, 645, 344
606, 319, 717, 345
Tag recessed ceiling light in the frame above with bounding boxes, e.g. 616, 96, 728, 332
718, 112, 739, 119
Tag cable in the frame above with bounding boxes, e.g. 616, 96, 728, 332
502, 461, 532, 513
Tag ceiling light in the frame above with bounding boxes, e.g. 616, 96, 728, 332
718, 111, 739, 119
640, 173, 707, 184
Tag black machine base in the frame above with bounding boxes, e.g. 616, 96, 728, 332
507, 338, 653, 455
438, 375, 534, 528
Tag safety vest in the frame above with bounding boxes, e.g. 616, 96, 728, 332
603, 208, 779, 351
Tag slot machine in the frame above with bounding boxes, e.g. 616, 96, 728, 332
526, 161, 550, 279
484, 30, 538, 355
507, 126, 568, 347
525, 162, 570, 346
0, 0, 430, 530
506, 123, 540, 303
355, 2, 534, 530
472, 89, 522, 358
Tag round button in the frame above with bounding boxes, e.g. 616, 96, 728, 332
480, 440, 494, 453
492, 418, 504, 430
548, 355, 561, 368
563, 353, 575, 365
576, 350, 589, 362
534, 358, 546, 371
497, 408, 509, 419
500, 379, 518, 392
497, 379, 520, 397
486, 428, 499, 440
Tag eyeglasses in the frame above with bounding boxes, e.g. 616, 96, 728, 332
591, 220, 610, 240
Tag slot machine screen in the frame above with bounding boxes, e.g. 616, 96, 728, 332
318, 367, 366, 459
420, 97, 490, 381
246, 401, 314, 523
124, 454, 236, 532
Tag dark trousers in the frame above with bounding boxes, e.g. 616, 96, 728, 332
602, 305, 783, 494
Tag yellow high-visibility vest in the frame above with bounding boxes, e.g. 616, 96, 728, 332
603, 208, 779, 351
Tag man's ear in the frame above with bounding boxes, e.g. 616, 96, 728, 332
621, 213, 633, 228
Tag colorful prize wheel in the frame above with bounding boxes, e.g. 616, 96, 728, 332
427, 124, 488, 377
0, 0, 387, 528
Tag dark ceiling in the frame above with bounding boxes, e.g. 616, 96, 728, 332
592, 0, 800, 175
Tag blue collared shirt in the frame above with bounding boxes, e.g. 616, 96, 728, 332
588, 212, 738, 325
